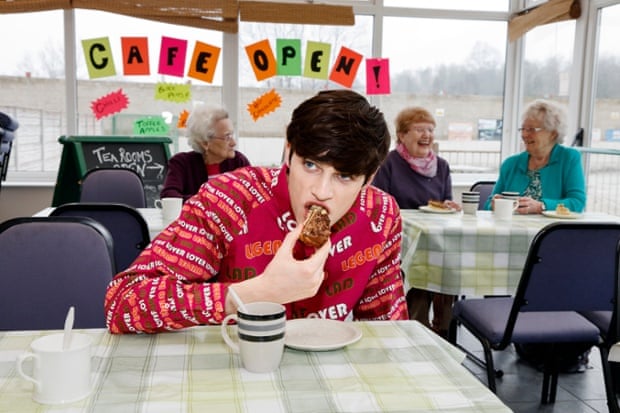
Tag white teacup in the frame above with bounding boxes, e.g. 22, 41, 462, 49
462, 201, 479, 215
501, 191, 520, 201
494, 198, 519, 220
154, 197, 183, 221
461, 191, 480, 215
16, 333, 92, 405
221, 301, 286, 373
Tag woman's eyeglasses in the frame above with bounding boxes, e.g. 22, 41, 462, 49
518, 127, 544, 134
211, 132, 235, 142
410, 127, 435, 134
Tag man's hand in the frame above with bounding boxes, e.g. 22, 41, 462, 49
226, 225, 330, 313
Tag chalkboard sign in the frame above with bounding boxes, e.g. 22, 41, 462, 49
52, 135, 172, 208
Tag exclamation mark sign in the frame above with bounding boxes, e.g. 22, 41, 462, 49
373, 65, 381, 88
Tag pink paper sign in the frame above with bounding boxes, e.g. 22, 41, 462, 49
90, 89, 129, 120
158, 36, 188, 77
365, 58, 391, 95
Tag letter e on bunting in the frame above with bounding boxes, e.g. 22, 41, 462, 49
187, 41, 221, 83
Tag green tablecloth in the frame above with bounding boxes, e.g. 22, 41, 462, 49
401, 209, 620, 296
1, 321, 510, 412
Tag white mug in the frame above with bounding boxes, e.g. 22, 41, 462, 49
461, 191, 480, 215
494, 198, 519, 220
16, 333, 92, 405
501, 191, 520, 201
221, 301, 286, 373
462, 201, 479, 215
154, 197, 183, 221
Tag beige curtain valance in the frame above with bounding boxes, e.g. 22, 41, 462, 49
0, 0, 354, 33
508, 0, 581, 42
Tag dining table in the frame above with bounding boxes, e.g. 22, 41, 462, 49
0, 321, 511, 412
401, 209, 620, 297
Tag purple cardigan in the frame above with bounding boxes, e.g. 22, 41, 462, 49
160, 150, 251, 202
371, 150, 453, 209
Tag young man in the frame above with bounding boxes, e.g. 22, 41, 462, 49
105, 90, 408, 334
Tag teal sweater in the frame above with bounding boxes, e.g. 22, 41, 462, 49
484, 144, 586, 212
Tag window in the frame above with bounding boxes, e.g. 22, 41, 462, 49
383, 0, 508, 11
380, 16, 507, 177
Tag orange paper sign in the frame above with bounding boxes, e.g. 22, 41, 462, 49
121, 37, 150, 76
90, 88, 129, 120
245, 39, 277, 82
247, 89, 282, 121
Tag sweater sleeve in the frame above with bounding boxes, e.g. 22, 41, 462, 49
541, 148, 587, 212
104, 192, 232, 334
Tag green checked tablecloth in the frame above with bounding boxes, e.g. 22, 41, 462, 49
1, 321, 510, 412
401, 209, 620, 297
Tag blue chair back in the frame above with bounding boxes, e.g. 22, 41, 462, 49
505, 222, 620, 339
80, 167, 147, 208
50, 202, 150, 271
0, 216, 115, 330
469, 180, 495, 210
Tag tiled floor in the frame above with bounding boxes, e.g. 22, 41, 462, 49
456, 326, 615, 412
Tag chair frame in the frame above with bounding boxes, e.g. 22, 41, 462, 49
50, 202, 150, 270
449, 222, 620, 404
589, 241, 620, 413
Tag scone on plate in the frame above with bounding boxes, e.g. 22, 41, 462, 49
428, 200, 450, 211
555, 203, 571, 216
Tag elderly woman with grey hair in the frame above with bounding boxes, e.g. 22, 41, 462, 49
160, 105, 250, 201
485, 99, 586, 213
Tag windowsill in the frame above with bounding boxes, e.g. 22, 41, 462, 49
452, 172, 497, 189
2, 171, 56, 187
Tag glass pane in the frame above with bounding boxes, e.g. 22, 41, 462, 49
383, 0, 508, 12
381, 17, 507, 179
0, 10, 66, 174
522, 20, 575, 102
589, 3, 620, 215
75, 9, 223, 145
237, 16, 373, 166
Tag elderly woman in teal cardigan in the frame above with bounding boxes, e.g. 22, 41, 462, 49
485, 99, 586, 213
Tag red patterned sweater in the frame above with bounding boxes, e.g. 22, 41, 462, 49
104, 165, 408, 333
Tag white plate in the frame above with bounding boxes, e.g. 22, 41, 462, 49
419, 205, 457, 214
542, 210, 582, 219
285, 319, 362, 351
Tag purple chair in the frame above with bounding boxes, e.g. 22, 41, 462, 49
80, 167, 147, 208
0, 216, 116, 330
449, 222, 620, 405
